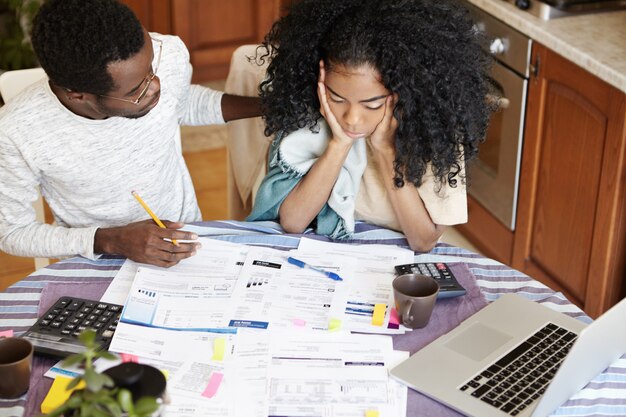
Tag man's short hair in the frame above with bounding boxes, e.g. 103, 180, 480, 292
32, 0, 144, 95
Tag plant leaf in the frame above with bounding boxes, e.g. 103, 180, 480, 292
79, 328, 98, 346
94, 372, 114, 391
66, 375, 84, 390
80, 402, 92, 417
100, 372, 115, 388
66, 394, 83, 408
134, 397, 160, 416
97, 350, 118, 361
118, 389, 134, 413
61, 353, 85, 368
101, 398, 123, 417
91, 407, 113, 417
84, 368, 105, 392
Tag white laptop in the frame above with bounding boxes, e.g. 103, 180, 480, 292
389, 293, 626, 417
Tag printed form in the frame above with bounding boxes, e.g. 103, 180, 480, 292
297, 238, 414, 334
118, 239, 248, 330
266, 331, 407, 417
116, 244, 351, 332
110, 326, 240, 417
227, 246, 353, 331
101, 237, 248, 306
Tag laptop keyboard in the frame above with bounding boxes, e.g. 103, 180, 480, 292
459, 322, 577, 416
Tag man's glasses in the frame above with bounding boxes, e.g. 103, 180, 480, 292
99, 37, 163, 105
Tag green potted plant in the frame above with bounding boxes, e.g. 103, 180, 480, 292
46, 330, 163, 417
0, 0, 43, 71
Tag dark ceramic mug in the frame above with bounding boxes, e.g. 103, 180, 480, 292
392, 273, 439, 329
0, 337, 33, 398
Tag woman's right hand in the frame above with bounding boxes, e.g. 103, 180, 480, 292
317, 61, 356, 149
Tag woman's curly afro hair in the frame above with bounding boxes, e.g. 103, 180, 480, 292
32, 0, 144, 96
258, 0, 495, 189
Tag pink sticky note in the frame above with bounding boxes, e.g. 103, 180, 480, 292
0, 330, 14, 338
292, 318, 306, 327
201, 372, 224, 399
121, 353, 139, 363
388, 308, 400, 329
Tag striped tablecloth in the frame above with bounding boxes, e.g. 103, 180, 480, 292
1, 221, 624, 417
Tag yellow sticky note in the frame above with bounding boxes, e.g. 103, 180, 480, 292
371, 303, 386, 326
329, 318, 342, 332
365, 411, 380, 417
212, 337, 226, 361
41, 376, 86, 414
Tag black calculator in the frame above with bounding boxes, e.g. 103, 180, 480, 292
394, 262, 466, 299
21, 296, 122, 358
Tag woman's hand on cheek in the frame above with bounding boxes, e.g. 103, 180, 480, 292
370, 94, 398, 157
317, 61, 355, 149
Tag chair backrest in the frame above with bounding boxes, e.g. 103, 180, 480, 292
225, 45, 269, 219
0, 67, 47, 103
0, 68, 50, 269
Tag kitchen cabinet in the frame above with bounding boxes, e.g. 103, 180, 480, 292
457, 195, 514, 265
121, 0, 286, 82
511, 43, 626, 318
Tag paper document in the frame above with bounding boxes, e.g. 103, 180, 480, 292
226, 246, 351, 331
267, 331, 406, 417
118, 239, 248, 330
297, 238, 414, 334
65, 235, 418, 417
101, 237, 247, 305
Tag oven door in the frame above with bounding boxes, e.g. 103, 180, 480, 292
467, 63, 527, 231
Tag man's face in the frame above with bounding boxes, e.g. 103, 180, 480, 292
94, 32, 161, 119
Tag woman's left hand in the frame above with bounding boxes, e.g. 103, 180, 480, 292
369, 93, 398, 157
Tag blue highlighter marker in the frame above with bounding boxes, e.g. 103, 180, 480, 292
287, 257, 343, 281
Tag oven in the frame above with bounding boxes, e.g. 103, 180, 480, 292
465, 3, 532, 231
502, 0, 626, 20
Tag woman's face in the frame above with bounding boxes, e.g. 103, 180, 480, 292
323, 63, 391, 140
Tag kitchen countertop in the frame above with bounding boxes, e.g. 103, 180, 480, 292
465, 0, 626, 93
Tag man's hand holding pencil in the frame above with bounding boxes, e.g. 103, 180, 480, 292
92, 192, 201, 267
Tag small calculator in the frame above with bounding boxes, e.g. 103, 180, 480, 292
394, 262, 466, 299
21, 296, 122, 358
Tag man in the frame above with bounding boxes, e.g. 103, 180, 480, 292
0, 0, 261, 267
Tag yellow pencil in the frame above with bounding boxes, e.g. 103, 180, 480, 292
131, 191, 179, 246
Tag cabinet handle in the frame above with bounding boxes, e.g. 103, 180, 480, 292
530, 55, 540, 78
486, 94, 510, 109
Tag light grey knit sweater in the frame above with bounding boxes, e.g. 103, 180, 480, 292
0, 34, 224, 259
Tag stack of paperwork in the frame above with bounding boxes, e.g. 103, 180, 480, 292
54, 237, 418, 416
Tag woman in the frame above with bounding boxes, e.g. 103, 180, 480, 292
248, 0, 495, 252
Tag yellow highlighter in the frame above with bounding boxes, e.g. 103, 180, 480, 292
131, 190, 179, 246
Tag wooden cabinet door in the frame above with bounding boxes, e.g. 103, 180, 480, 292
120, 0, 172, 34
512, 43, 626, 317
457, 195, 514, 265
171, 0, 281, 82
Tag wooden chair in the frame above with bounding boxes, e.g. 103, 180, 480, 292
225, 45, 269, 219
